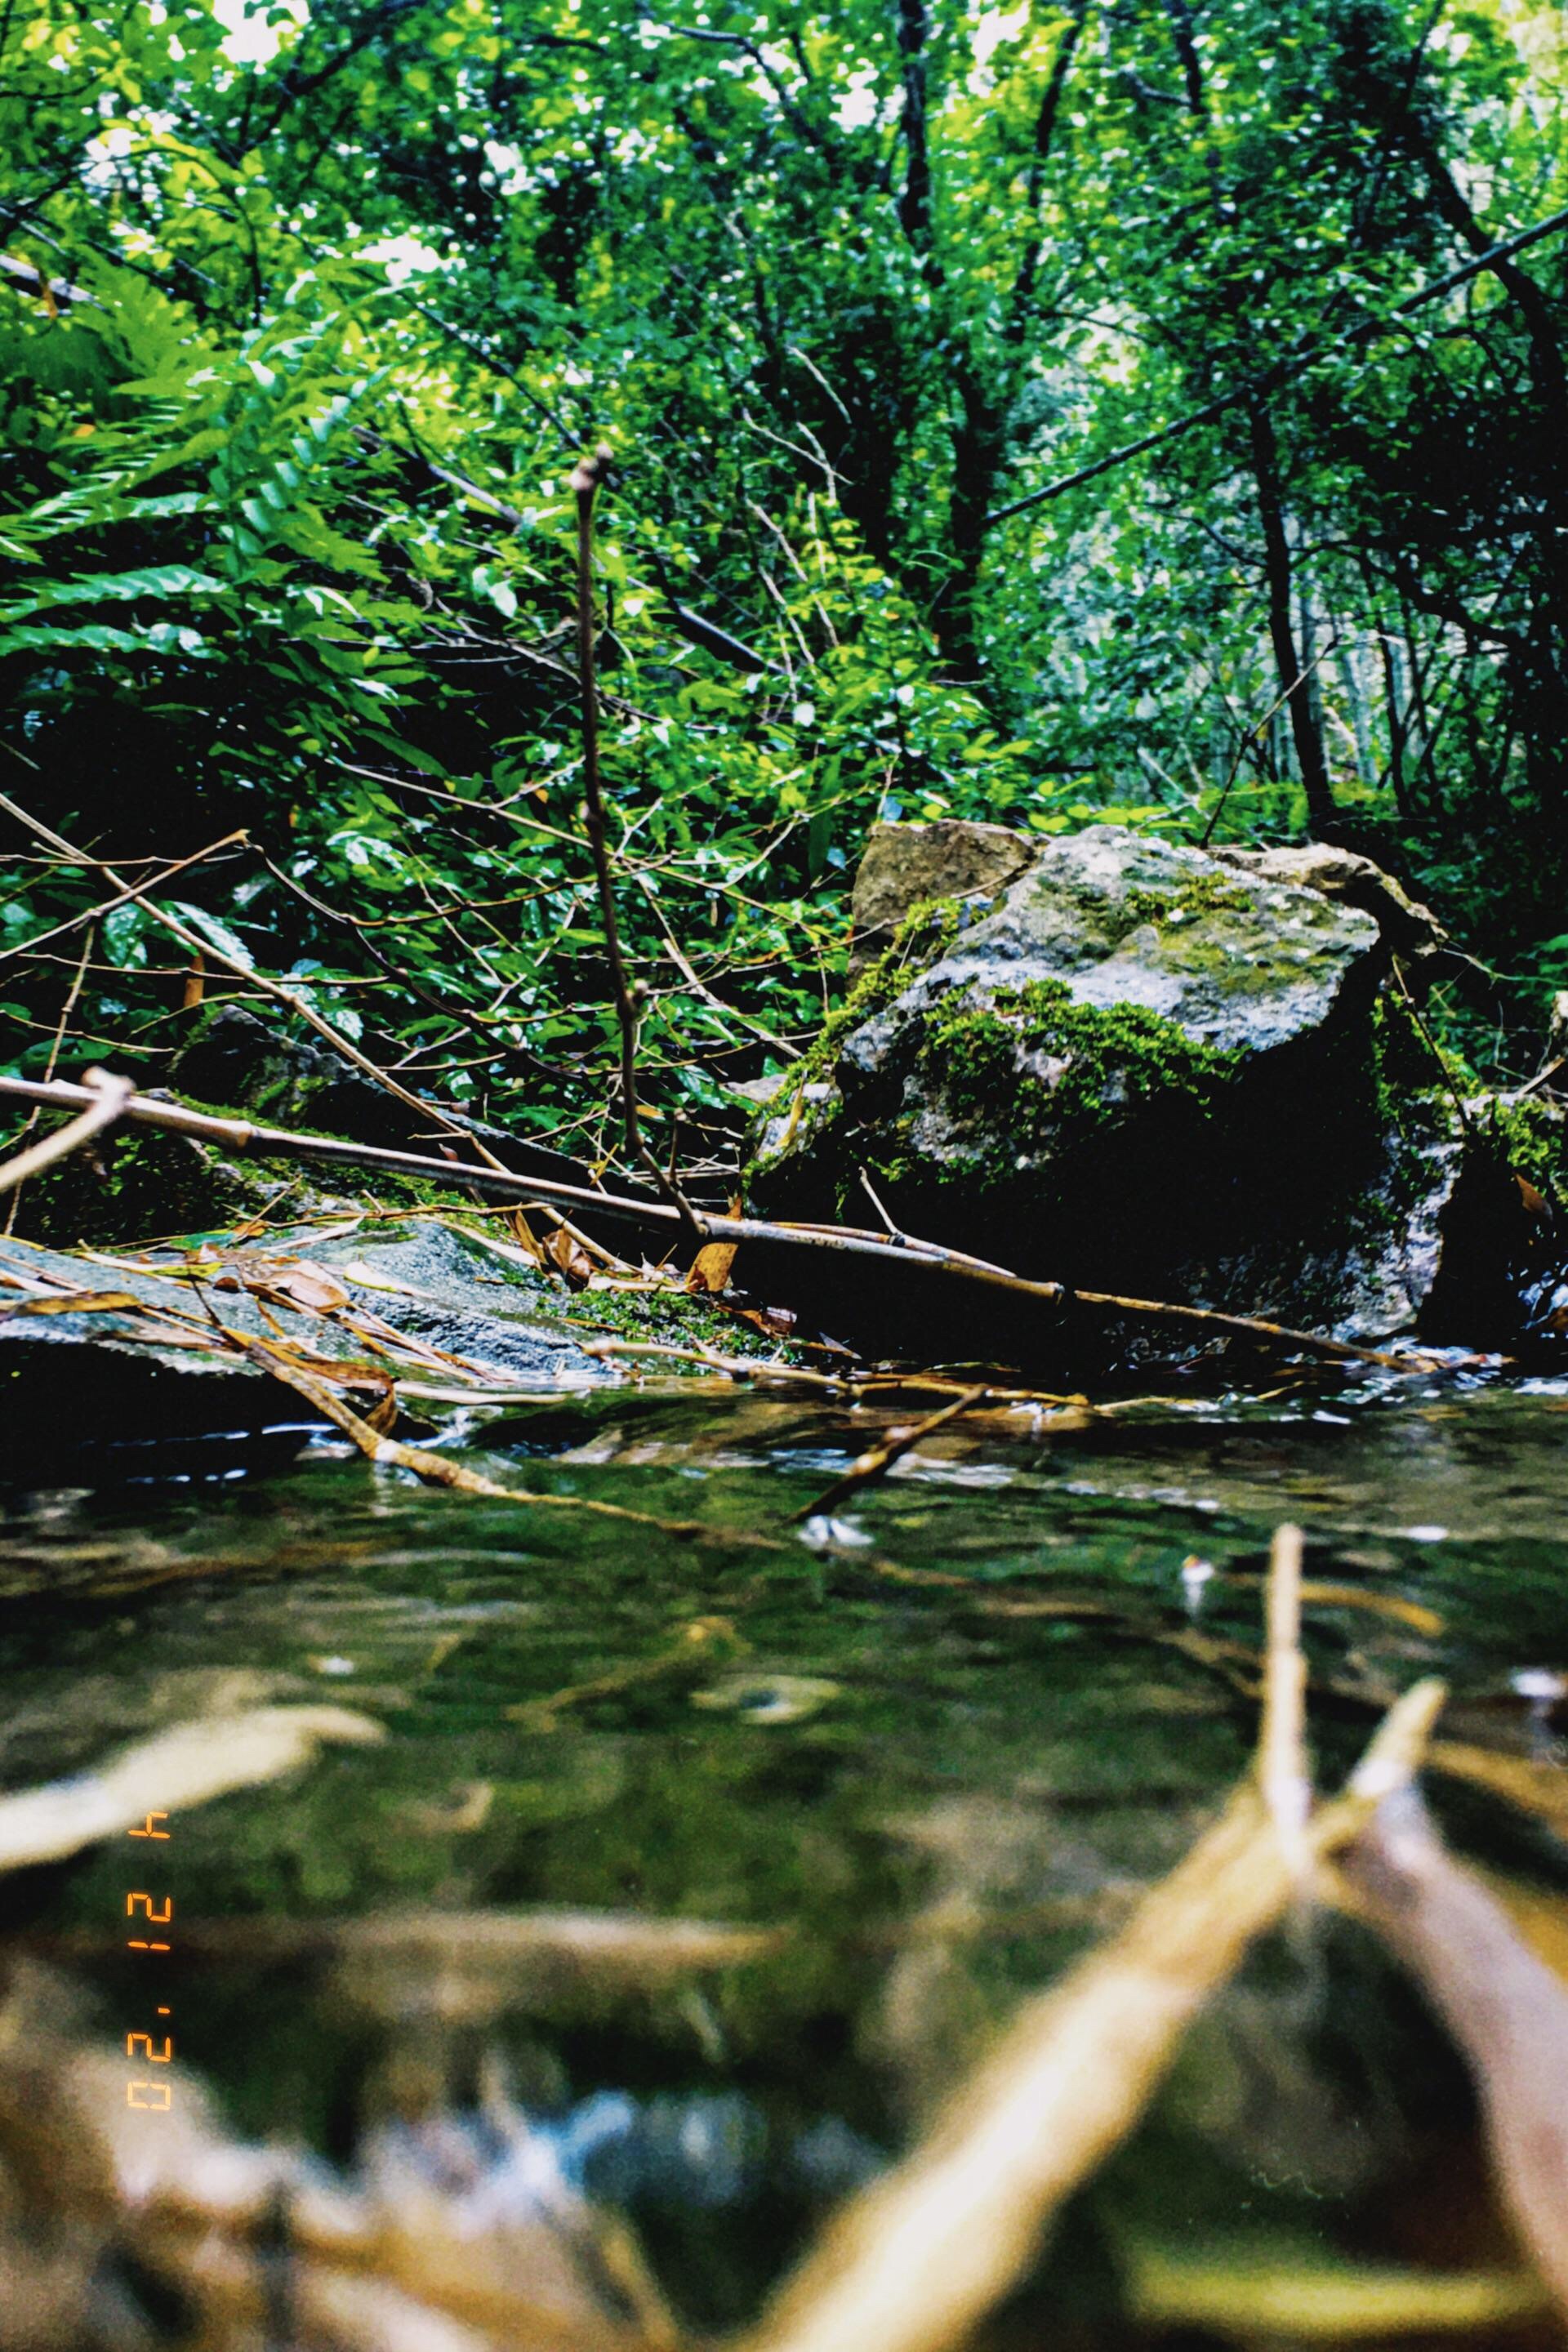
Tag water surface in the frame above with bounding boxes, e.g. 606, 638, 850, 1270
4, 1368, 1567, 2340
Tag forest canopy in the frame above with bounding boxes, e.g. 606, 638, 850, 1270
2, 0, 1566, 1172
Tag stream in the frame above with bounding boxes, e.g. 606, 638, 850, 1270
4, 1363, 1568, 2341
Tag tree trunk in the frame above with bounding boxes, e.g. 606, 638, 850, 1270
935, 371, 1004, 679
1247, 400, 1335, 836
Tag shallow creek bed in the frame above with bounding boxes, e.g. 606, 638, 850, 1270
4, 1339, 1568, 2350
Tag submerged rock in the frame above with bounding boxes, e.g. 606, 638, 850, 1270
749, 823, 1556, 1350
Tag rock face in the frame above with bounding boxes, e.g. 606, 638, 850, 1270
749, 822, 1540, 1345
0, 1223, 611, 1478
849, 818, 1034, 973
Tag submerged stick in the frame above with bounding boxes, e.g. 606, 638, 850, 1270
234, 1328, 786, 1549
791, 1384, 989, 1522
737, 1611, 1446, 2352
0, 1076, 1422, 1371
1259, 1522, 1312, 1879
1340, 1796, 1568, 2315
0, 1707, 383, 1873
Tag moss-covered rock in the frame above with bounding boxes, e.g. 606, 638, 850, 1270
746, 822, 1557, 1348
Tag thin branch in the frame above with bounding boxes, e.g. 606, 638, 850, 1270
0, 1076, 1438, 1373
0, 1067, 132, 1200
0, 828, 250, 969
0, 786, 510, 1176
572, 443, 646, 1169
571, 449, 710, 1241
987, 201, 1568, 526
792, 1384, 989, 1524
2, 919, 96, 1236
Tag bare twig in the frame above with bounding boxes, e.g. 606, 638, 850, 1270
1199, 639, 1340, 847
0, 1066, 132, 1200
571, 443, 646, 1166
0, 827, 249, 968
571, 447, 711, 1245
0, 788, 510, 1175
791, 1384, 989, 1523
2, 921, 96, 1234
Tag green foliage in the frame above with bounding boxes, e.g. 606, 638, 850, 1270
2, 0, 1566, 1177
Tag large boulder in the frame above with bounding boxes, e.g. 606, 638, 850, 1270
747, 823, 1547, 1346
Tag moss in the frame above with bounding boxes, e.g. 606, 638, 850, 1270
744, 896, 965, 1192
11, 1109, 474, 1250
791, 894, 962, 1089
1121, 871, 1254, 931
1485, 1093, 1568, 1202
561, 1282, 813, 1366
915, 978, 1241, 1189
11, 1127, 275, 1247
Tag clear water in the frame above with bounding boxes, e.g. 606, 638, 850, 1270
4, 1369, 1568, 2337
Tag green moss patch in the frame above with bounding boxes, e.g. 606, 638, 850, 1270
915, 978, 1241, 1186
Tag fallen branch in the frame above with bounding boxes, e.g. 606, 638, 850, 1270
229, 1326, 788, 1548
791, 1383, 989, 1522
0, 1075, 1427, 1372
737, 1650, 1446, 2352
0, 1066, 131, 1199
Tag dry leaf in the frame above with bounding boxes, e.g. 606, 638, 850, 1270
0, 1289, 146, 1320
1515, 1171, 1548, 1217
686, 1240, 739, 1295
738, 1304, 796, 1338
547, 1225, 595, 1285
211, 1256, 354, 1315
507, 1207, 548, 1264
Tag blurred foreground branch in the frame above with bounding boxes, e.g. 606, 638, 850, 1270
738, 1558, 1446, 2352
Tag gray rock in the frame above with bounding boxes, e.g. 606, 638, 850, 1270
1209, 842, 1446, 963
0, 1223, 611, 1477
903, 825, 1384, 1053
748, 822, 1523, 1346
849, 818, 1033, 974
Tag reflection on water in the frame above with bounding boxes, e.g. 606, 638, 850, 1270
3, 1371, 1568, 2342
